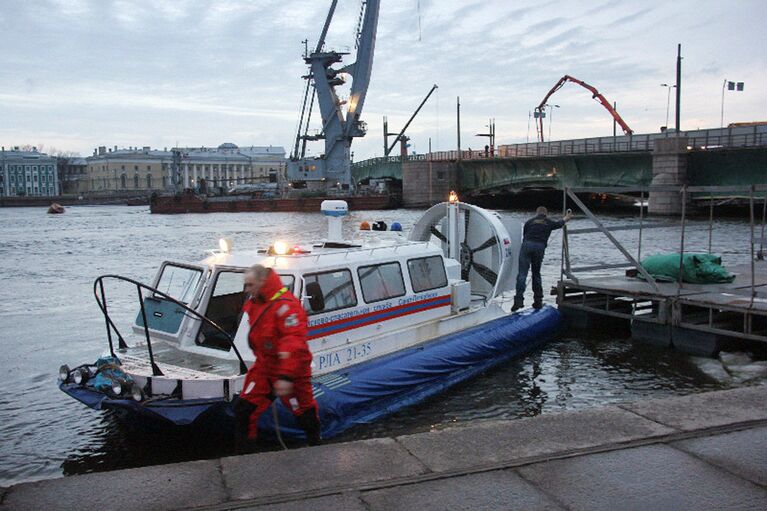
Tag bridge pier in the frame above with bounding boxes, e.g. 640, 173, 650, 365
402, 159, 459, 207
649, 137, 689, 215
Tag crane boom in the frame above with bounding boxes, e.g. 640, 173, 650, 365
287, 0, 380, 190
534, 75, 633, 142
385, 84, 439, 156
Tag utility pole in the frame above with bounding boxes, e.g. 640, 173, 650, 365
613, 101, 617, 137
675, 43, 682, 132
428, 137, 433, 204
477, 118, 496, 156
383, 116, 388, 156
456, 96, 462, 160
527, 111, 531, 143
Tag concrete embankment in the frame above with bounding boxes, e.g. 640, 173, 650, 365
2, 385, 766, 510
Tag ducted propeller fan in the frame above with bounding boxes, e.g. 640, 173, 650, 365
410, 200, 522, 300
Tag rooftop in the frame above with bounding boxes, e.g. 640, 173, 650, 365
88, 144, 286, 161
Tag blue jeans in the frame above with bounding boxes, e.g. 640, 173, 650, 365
515, 241, 546, 305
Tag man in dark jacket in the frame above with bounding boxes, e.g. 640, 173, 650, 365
512, 206, 572, 311
234, 264, 321, 452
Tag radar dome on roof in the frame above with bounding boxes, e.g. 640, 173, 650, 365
218, 143, 238, 150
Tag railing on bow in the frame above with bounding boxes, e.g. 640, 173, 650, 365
93, 275, 248, 376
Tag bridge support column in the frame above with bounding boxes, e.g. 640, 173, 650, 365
402, 159, 459, 207
649, 137, 689, 215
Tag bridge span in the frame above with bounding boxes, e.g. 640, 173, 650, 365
352, 125, 767, 213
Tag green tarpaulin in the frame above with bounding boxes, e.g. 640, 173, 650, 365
641, 253, 735, 284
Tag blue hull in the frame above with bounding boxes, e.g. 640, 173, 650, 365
61, 306, 561, 439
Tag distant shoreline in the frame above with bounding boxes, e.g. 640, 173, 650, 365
0, 195, 148, 207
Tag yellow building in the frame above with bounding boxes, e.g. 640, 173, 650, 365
84, 143, 286, 194
85, 146, 167, 193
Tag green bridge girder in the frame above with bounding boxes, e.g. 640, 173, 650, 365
457, 154, 651, 193
351, 154, 653, 191
353, 148, 767, 197
351, 156, 405, 182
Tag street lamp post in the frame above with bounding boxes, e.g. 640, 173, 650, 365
527, 111, 531, 143
721, 79, 745, 127
660, 83, 675, 130
546, 104, 560, 141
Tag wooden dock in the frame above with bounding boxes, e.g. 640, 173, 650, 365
555, 185, 767, 357
557, 261, 767, 356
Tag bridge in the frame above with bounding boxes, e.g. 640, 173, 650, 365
352, 125, 767, 212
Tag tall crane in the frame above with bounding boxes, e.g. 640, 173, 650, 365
288, 0, 380, 190
534, 75, 633, 142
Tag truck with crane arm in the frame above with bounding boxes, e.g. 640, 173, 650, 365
535, 75, 633, 142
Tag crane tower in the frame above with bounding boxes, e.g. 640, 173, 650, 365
287, 0, 380, 191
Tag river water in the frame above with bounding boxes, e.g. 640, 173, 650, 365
0, 204, 760, 486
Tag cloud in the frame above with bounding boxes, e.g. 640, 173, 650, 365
0, 0, 765, 157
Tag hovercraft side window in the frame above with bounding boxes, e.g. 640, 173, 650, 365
358, 262, 406, 303
303, 269, 357, 315
407, 256, 448, 293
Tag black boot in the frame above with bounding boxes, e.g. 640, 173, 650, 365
233, 398, 258, 454
533, 298, 543, 310
511, 298, 524, 312
296, 408, 322, 446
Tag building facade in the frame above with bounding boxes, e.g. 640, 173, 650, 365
57, 157, 88, 195
0, 147, 59, 197
83, 143, 286, 194
177, 143, 286, 192
85, 145, 167, 194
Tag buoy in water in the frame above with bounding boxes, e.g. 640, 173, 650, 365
47, 203, 65, 214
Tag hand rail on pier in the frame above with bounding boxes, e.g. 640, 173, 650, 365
557, 184, 767, 347
560, 184, 766, 314
568, 185, 767, 194
569, 262, 635, 273
563, 188, 661, 292
568, 222, 678, 235
93, 275, 249, 376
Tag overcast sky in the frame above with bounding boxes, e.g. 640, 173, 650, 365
1, 0, 765, 159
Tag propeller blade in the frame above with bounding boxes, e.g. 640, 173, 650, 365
472, 236, 497, 253
472, 262, 498, 285
464, 208, 471, 238
430, 225, 447, 243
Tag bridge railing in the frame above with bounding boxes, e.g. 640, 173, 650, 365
353, 150, 493, 168
498, 125, 767, 158
352, 125, 767, 169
